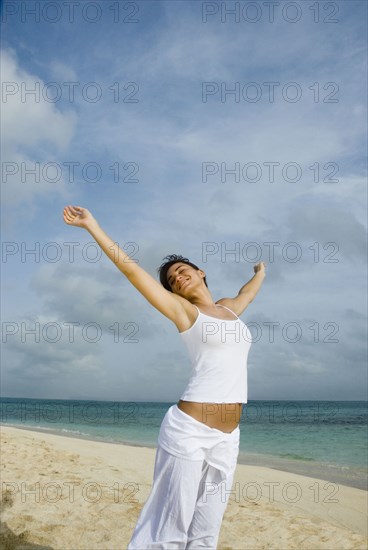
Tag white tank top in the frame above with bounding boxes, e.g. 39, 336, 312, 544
179, 304, 252, 403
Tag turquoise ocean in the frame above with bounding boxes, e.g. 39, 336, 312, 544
1, 398, 367, 490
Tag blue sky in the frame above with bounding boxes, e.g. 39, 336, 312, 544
1, 0, 367, 401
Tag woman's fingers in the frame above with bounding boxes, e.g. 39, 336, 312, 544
63, 205, 90, 228
70, 205, 84, 216
63, 213, 74, 224
67, 206, 81, 217
63, 206, 79, 224
63, 205, 88, 228
65, 206, 75, 216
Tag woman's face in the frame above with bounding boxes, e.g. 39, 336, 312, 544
166, 263, 204, 295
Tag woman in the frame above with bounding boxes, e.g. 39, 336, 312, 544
63, 205, 266, 549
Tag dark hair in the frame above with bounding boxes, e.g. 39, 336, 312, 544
157, 254, 208, 292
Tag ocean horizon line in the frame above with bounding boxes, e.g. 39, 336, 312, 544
1, 396, 367, 403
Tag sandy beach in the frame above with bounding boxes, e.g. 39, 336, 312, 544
0, 425, 367, 550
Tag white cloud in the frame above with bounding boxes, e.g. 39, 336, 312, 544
1, 48, 77, 228
1, 48, 76, 153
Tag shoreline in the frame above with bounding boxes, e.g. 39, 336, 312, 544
1, 422, 366, 491
1, 424, 367, 549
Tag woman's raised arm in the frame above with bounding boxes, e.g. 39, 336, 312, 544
63, 205, 186, 323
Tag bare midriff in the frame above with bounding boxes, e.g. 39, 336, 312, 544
177, 400, 242, 433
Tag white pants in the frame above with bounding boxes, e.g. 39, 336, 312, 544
127, 404, 240, 549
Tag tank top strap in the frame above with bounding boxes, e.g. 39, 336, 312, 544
216, 303, 239, 319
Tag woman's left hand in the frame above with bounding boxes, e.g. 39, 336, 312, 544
254, 261, 266, 275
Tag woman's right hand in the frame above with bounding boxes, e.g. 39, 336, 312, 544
63, 205, 96, 229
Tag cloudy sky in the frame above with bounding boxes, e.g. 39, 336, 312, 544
1, 0, 367, 402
